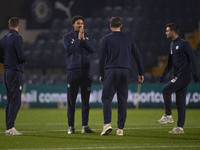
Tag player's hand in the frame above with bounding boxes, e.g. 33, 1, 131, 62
78, 30, 82, 40
79, 26, 85, 40
99, 77, 103, 83
81, 26, 85, 40
138, 75, 144, 83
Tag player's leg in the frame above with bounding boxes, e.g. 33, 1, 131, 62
176, 86, 187, 127
168, 87, 187, 133
168, 73, 191, 134
66, 71, 80, 131
176, 72, 191, 128
157, 77, 178, 124
116, 69, 129, 136
162, 81, 175, 115
102, 69, 116, 124
80, 73, 94, 133
101, 69, 116, 135
5, 69, 22, 135
80, 74, 92, 126
4, 69, 11, 130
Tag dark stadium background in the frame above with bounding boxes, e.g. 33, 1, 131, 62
0, 0, 200, 84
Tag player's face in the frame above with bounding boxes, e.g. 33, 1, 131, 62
165, 27, 173, 39
73, 19, 84, 32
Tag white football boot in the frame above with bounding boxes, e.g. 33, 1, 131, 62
156, 114, 174, 124
168, 126, 184, 134
116, 129, 123, 136
5, 127, 22, 136
101, 123, 112, 136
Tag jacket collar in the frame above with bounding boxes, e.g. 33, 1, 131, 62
9, 29, 18, 34
173, 36, 180, 42
112, 31, 121, 33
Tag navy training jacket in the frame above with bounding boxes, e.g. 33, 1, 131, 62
0, 29, 26, 73
63, 30, 95, 71
99, 31, 144, 78
161, 37, 198, 81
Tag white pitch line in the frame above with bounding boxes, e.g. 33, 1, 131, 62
4, 145, 200, 150
0, 122, 200, 127
0, 126, 200, 134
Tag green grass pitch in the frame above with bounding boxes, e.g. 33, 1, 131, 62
0, 108, 200, 150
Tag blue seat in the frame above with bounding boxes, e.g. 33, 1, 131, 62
103, 6, 112, 17
123, 17, 133, 27
85, 18, 93, 30
92, 17, 104, 29
34, 40, 46, 51
112, 6, 122, 17
62, 19, 71, 30
46, 39, 56, 50
50, 19, 62, 32
90, 28, 101, 40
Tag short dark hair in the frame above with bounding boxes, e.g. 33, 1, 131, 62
8, 17, 19, 28
110, 17, 122, 28
71, 15, 84, 25
166, 23, 179, 34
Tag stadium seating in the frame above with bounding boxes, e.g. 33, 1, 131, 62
23, 0, 200, 84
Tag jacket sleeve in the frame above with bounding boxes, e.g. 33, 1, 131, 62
81, 35, 96, 54
184, 41, 199, 82
160, 53, 173, 82
131, 41, 144, 76
15, 36, 26, 64
0, 39, 4, 63
99, 38, 107, 78
63, 34, 81, 54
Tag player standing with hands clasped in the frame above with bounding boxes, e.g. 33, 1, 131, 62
63, 16, 95, 134
99, 17, 144, 136
157, 23, 199, 134
0, 17, 26, 136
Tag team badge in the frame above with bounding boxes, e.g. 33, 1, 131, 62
67, 84, 70, 88
171, 77, 178, 83
176, 45, 179, 50
85, 37, 89, 40
71, 39, 74, 44
170, 49, 173, 54
32, 0, 53, 23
